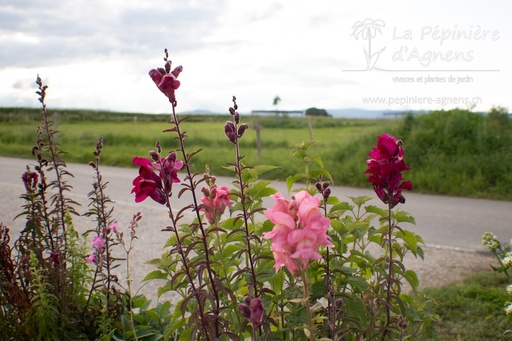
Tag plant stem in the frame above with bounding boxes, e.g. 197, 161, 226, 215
494, 250, 512, 282
300, 267, 315, 341
120, 222, 139, 341
170, 105, 219, 339
233, 130, 259, 298
382, 203, 393, 340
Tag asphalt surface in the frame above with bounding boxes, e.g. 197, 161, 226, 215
1, 155, 511, 254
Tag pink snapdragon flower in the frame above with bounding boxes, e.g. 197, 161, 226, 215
263, 190, 332, 274
364, 134, 412, 208
131, 152, 183, 205
200, 185, 233, 224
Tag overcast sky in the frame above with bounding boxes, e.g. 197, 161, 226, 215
1, 0, 510, 114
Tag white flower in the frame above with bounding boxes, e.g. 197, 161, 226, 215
505, 303, 512, 316
507, 285, 512, 296
503, 254, 512, 268
482, 232, 500, 252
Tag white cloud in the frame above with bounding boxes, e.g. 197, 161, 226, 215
0, 0, 510, 114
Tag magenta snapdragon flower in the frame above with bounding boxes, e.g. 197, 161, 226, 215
364, 134, 412, 208
131, 152, 183, 205
21, 170, 38, 192
263, 191, 332, 274
149, 64, 182, 106
200, 185, 234, 224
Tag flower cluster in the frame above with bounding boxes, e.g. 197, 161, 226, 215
149, 49, 183, 106
506, 285, 512, 316
86, 234, 106, 263
131, 152, 183, 205
364, 134, 412, 208
200, 184, 233, 225
224, 96, 249, 144
263, 190, 332, 274
482, 231, 501, 252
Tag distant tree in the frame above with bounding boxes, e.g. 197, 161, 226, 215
305, 107, 329, 117
273, 95, 281, 116
273, 95, 281, 107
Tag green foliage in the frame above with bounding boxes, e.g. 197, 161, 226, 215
419, 272, 510, 340
305, 107, 329, 116
396, 108, 512, 199
0, 81, 145, 340
3, 107, 512, 199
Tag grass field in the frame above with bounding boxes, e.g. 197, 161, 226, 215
0, 108, 396, 186
419, 271, 511, 340
1, 106, 512, 200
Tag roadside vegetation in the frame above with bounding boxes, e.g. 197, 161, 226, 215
419, 271, 510, 340
1, 106, 511, 200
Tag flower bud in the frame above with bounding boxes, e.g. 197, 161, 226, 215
315, 182, 322, 192
250, 298, 264, 326
171, 65, 183, 78
234, 112, 240, 124
149, 150, 159, 162
237, 123, 249, 138
397, 315, 407, 330
323, 188, 331, 201
238, 304, 251, 319
201, 186, 210, 197
229, 107, 236, 115
224, 121, 236, 144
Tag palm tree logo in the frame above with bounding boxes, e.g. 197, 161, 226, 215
351, 18, 386, 71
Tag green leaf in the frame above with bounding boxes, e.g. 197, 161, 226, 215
364, 204, 387, 217
396, 268, 420, 291
395, 229, 422, 253
248, 165, 281, 179
311, 279, 327, 300
394, 210, 416, 224
349, 195, 374, 207
310, 154, 324, 168
309, 169, 333, 183
405, 269, 419, 290
246, 180, 277, 199
286, 174, 306, 193
142, 270, 168, 282
131, 294, 149, 308
178, 328, 192, 341
222, 243, 243, 256
329, 201, 353, 215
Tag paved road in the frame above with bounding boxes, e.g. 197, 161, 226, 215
1, 156, 511, 254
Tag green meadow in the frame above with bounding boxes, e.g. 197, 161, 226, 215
1, 106, 511, 200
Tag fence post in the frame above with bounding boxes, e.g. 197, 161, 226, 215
252, 123, 262, 162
